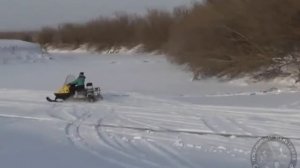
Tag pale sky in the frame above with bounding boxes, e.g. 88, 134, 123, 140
0, 0, 199, 31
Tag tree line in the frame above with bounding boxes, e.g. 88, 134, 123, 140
3, 0, 300, 79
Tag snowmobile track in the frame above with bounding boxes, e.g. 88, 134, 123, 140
95, 119, 165, 168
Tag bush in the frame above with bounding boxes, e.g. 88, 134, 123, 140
33, 0, 300, 79
167, 0, 300, 78
0, 31, 35, 42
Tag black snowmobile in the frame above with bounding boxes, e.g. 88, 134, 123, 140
46, 75, 103, 102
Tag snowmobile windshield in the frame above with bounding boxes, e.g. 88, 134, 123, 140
64, 74, 76, 85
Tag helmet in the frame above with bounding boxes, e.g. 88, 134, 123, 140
80, 72, 84, 75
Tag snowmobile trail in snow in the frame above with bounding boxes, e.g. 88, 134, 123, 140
0, 52, 300, 168
1, 88, 300, 168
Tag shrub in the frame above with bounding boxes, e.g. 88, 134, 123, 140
32, 0, 300, 79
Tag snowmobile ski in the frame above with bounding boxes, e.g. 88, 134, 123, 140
46, 97, 59, 102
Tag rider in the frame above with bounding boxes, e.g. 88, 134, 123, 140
69, 72, 86, 94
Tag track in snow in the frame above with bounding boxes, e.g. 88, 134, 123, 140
0, 90, 299, 168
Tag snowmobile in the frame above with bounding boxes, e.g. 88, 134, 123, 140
46, 75, 103, 102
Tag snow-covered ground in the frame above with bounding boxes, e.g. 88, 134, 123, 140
0, 45, 299, 168
0, 40, 48, 64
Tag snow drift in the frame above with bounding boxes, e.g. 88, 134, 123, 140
0, 40, 48, 64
